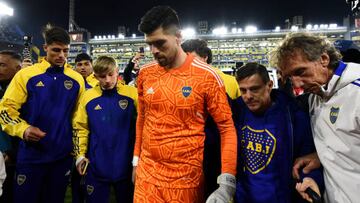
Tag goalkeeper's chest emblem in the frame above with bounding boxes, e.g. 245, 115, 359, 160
182, 86, 192, 98
240, 126, 276, 174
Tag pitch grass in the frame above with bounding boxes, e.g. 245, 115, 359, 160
64, 185, 117, 203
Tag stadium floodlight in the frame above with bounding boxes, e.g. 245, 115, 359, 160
102, 35, 106, 39
237, 28, 243, 33
313, 24, 319, 30
329, 24, 338, 29
118, 34, 125, 39
111, 35, 115, 39
212, 26, 228, 36
274, 26, 280, 32
245, 25, 257, 33
132, 33, 136, 38
306, 24, 312, 30
231, 28, 237, 34
319, 24, 328, 29
0, 2, 13, 16
291, 25, 299, 31
181, 27, 196, 39
94, 36, 98, 40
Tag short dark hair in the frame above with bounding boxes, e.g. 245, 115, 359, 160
236, 62, 270, 84
138, 6, 180, 34
42, 25, 70, 45
0, 50, 22, 62
181, 39, 213, 64
75, 53, 92, 63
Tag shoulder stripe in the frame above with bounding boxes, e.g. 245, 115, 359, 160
141, 61, 158, 69
351, 81, 360, 87
192, 60, 224, 86
139, 61, 158, 74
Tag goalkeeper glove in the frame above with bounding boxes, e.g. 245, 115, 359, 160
206, 173, 236, 203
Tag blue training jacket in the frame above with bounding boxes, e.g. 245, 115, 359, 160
232, 89, 324, 203
73, 82, 138, 181
0, 60, 85, 164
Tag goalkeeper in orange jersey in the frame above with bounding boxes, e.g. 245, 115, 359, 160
132, 5, 237, 203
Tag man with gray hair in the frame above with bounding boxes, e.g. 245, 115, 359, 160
271, 32, 360, 203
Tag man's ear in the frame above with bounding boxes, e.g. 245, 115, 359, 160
43, 44, 48, 52
268, 80, 274, 90
320, 53, 330, 68
175, 30, 182, 46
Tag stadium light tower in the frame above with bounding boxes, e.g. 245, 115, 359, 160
0, 2, 13, 16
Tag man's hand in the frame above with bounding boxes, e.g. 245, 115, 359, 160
296, 177, 321, 202
293, 152, 321, 180
206, 173, 236, 203
23, 126, 46, 142
76, 158, 89, 175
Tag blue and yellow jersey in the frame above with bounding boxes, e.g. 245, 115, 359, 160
85, 73, 98, 89
0, 59, 85, 164
73, 82, 137, 181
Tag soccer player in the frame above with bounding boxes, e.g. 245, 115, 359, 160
182, 39, 240, 198
271, 32, 360, 203
73, 56, 137, 203
233, 62, 323, 203
0, 25, 85, 203
74, 53, 97, 89
132, 6, 237, 203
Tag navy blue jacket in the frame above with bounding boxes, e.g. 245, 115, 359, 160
233, 89, 324, 203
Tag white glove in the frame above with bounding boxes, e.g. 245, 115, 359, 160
206, 173, 236, 203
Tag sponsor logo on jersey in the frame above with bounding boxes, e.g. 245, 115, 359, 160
36, 81, 45, 87
146, 87, 154, 94
330, 106, 340, 124
182, 86, 192, 98
94, 104, 102, 110
119, 99, 128, 110
17, 174, 26, 185
87, 185, 94, 195
64, 80, 73, 90
240, 125, 276, 174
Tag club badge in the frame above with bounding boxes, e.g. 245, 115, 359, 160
17, 174, 26, 186
330, 106, 340, 124
64, 80, 73, 90
119, 99, 128, 110
182, 86, 192, 98
241, 125, 276, 174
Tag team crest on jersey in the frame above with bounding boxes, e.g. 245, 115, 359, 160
17, 174, 26, 185
119, 99, 128, 110
241, 126, 276, 174
87, 185, 94, 195
64, 80, 73, 90
182, 86, 192, 98
330, 106, 340, 124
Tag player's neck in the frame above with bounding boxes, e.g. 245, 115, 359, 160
166, 49, 187, 70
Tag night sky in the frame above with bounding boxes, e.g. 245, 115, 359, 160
9, 0, 351, 45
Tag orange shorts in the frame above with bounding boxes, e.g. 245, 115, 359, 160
134, 178, 204, 203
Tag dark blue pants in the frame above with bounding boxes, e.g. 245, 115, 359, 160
71, 162, 86, 203
84, 167, 133, 203
13, 156, 72, 203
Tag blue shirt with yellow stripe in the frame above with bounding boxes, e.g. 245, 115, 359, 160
0, 60, 85, 164
73, 82, 137, 181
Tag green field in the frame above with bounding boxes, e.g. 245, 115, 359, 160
64, 185, 117, 203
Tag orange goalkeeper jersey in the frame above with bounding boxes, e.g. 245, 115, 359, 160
134, 54, 237, 188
